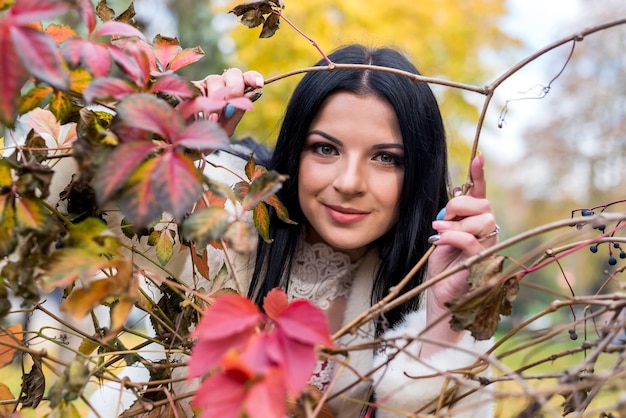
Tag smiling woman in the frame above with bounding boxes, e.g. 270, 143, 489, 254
187, 43, 499, 418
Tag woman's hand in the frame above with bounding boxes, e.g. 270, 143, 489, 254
192, 68, 264, 136
421, 153, 498, 354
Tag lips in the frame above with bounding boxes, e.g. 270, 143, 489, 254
324, 204, 369, 224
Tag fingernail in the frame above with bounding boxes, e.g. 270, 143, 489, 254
436, 207, 446, 221
224, 103, 236, 119
427, 234, 441, 244
256, 76, 264, 87
250, 90, 263, 102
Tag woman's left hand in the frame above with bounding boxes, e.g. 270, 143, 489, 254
422, 153, 498, 349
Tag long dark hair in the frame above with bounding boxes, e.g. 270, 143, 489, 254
247, 44, 449, 330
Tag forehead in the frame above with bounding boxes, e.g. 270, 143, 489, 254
309, 91, 403, 145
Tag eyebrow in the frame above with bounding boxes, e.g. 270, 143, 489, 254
307, 129, 404, 150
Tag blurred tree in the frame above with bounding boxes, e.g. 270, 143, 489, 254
214, 0, 517, 176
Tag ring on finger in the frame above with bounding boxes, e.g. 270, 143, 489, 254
478, 224, 500, 241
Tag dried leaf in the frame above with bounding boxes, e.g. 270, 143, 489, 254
260, 12, 280, 38
229, 0, 284, 38
21, 355, 45, 408
445, 255, 517, 340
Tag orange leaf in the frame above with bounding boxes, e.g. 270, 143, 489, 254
62, 279, 110, 319
263, 288, 288, 319
0, 324, 23, 368
0, 382, 17, 417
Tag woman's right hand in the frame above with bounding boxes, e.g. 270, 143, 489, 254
192, 68, 264, 136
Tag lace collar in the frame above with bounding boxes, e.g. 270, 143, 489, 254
287, 239, 363, 310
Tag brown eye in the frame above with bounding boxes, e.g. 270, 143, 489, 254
313, 143, 337, 156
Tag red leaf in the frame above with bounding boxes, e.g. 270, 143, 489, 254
0, 23, 28, 127
149, 74, 196, 98
151, 35, 181, 71
151, 151, 203, 221
263, 288, 288, 320
115, 94, 183, 140
175, 120, 230, 151
193, 294, 262, 341
61, 37, 82, 66
9, 0, 71, 24
116, 157, 162, 228
111, 37, 156, 75
80, 42, 112, 77
77, 0, 96, 34
83, 77, 136, 103
239, 332, 274, 375
276, 300, 333, 347
10, 25, 69, 90
94, 141, 155, 205
92, 20, 145, 41
168, 46, 205, 72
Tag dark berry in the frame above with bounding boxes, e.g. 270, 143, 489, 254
576, 223, 584, 230
589, 244, 598, 253
568, 328, 576, 334
568, 329, 578, 340
581, 209, 593, 216
593, 224, 606, 232
608, 256, 617, 266
620, 251, 626, 259
613, 242, 621, 249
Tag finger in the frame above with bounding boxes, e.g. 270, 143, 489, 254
469, 152, 487, 199
440, 195, 492, 221
432, 212, 497, 238
430, 230, 486, 256
242, 70, 264, 91
203, 74, 227, 98
221, 68, 245, 98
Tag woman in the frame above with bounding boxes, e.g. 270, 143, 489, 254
199, 44, 497, 417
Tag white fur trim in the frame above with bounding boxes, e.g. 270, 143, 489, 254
372, 310, 494, 418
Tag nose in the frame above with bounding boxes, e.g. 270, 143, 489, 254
333, 156, 365, 195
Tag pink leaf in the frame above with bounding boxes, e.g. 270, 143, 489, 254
168, 46, 205, 72
272, 333, 317, 395
83, 77, 137, 103
112, 37, 156, 74
61, 37, 83, 66
94, 141, 155, 205
77, 0, 96, 34
149, 74, 196, 98
10, 25, 69, 90
245, 368, 287, 418
151, 35, 182, 72
9, 0, 72, 25
277, 300, 333, 347
151, 151, 203, 221
192, 371, 247, 418
116, 157, 163, 228
175, 120, 230, 151
80, 42, 112, 77
115, 94, 184, 140
0, 23, 28, 127
227, 96, 254, 112
188, 334, 252, 378
239, 332, 274, 375
193, 294, 263, 341
92, 20, 146, 41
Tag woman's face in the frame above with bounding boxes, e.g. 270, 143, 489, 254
298, 92, 404, 261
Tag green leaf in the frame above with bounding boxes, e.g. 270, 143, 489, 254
14, 196, 51, 231
65, 217, 118, 255
182, 206, 230, 249
241, 170, 288, 211
116, 157, 163, 229
49, 90, 73, 122
253, 201, 272, 242
43, 248, 114, 290
151, 151, 202, 222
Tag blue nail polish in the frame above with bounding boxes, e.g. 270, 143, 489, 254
224, 103, 236, 119
436, 207, 446, 221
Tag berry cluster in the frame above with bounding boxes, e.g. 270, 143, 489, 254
571, 201, 626, 266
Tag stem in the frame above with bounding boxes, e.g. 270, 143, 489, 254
273, 10, 332, 65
